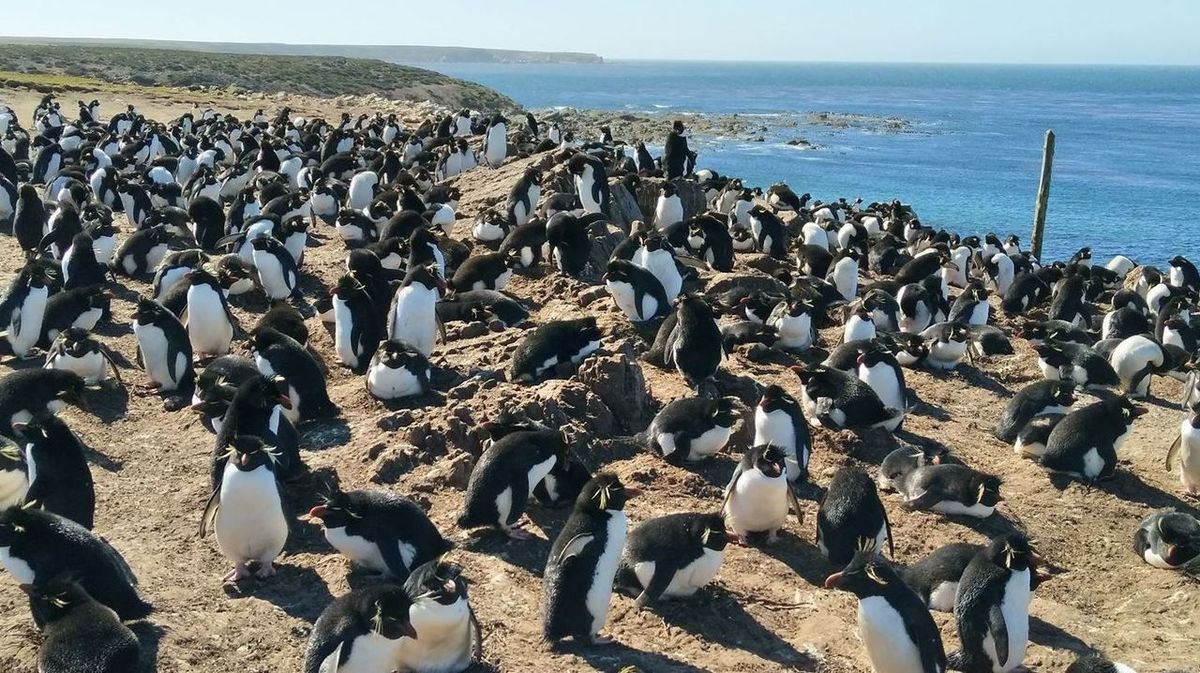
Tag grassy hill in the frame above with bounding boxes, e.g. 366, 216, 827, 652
0, 43, 517, 110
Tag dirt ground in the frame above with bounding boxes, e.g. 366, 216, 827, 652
0, 85, 1197, 673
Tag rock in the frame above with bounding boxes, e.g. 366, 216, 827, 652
369, 444, 419, 484
534, 379, 616, 436
578, 285, 609, 307
588, 221, 626, 274
412, 451, 474, 492
576, 348, 653, 433
376, 410, 416, 431
447, 380, 480, 400
451, 321, 491, 340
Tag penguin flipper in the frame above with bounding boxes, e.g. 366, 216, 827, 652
1167, 434, 1183, 471
786, 486, 804, 523
555, 533, 594, 564
721, 463, 745, 512
987, 603, 1010, 669
316, 642, 344, 673
377, 537, 411, 581
199, 488, 220, 537
468, 606, 484, 662
638, 563, 678, 608
881, 506, 895, 559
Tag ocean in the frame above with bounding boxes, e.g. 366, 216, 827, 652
419, 61, 1199, 266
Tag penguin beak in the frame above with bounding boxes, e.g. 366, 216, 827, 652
855, 353, 867, 366
401, 621, 418, 640
239, 453, 251, 467
823, 572, 844, 590
306, 505, 327, 521
277, 395, 294, 410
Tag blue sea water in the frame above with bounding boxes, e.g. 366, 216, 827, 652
420, 61, 1199, 266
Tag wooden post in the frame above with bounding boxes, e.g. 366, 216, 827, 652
1030, 129, 1055, 260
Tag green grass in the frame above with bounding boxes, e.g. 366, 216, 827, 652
0, 44, 516, 109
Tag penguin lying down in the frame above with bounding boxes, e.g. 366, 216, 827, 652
877, 446, 1002, 518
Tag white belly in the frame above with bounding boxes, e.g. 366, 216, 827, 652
187, 287, 233, 355
928, 340, 967, 369
931, 500, 995, 518
367, 363, 424, 399
134, 322, 186, 390
928, 581, 957, 612
397, 597, 473, 673
214, 464, 288, 564
156, 266, 189, 300
774, 314, 813, 350
47, 350, 107, 384
1082, 448, 1106, 479
982, 571, 1030, 673
755, 408, 804, 480
859, 362, 905, 410
324, 526, 387, 573
634, 547, 724, 598
332, 632, 406, 673
725, 468, 789, 536
585, 512, 627, 636
1179, 424, 1200, 489
333, 298, 360, 369
253, 250, 292, 300
857, 595, 927, 673
0, 546, 35, 585
687, 425, 731, 460
389, 287, 438, 357
606, 281, 641, 321
8, 288, 48, 356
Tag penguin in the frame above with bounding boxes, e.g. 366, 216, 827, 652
816, 466, 893, 565
332, 274, 383, 373
748, 205, 788, 259
645, 396, 740, 464
1168, 255, 1200, 291
993, 380, 1076, 444
132, 295, 193, 395
14, 184, 46, 257
723, 444, 801, 544
604, 259, 669, 322
482, 114, 507, 167
948, 282, 991, 326
507, 168, 542, 227
856, 345, 907, 425
843, 306, 877, 343
251, 326, 339, 422
890, 460, 1002, 518
900, 542, 982, 612
306, 488, 452, 580
0, 368, 88, 437
303, 583, 417, 673
366, 340, 432, 401
256, 301, 310, 346
210, 374, 301, 484
751, 385, 812, 489
437, 290, 528, 328
396, 560, 482, 673
457, 429, 564, 539
184, 268, 236, 358
920, 322, 971, 371
568, 153, 610, 216
1, 262, 50, 358
617, 512, 729, 607
546, 211, 602, 278
200, 434, 288, 582
0, 505, 152, 621
631, 234, 684, 302
1034, 340, 1119, 389
1133, 509, 1200, 570
824, 543, 947, 673
509, 317, 602, 383
1064, 656, 1138, 673
1012, 412, 1065, 459
1164, 401, 1200, 496
387, 264, 444, 358
950, 534, 1038, 673
18, 413, 94, 529
61, 232, 111, 291
794, 365, 900, 431
499, 217, 548, 269
767, 298, 816, 351
451, 250, 517, 292
649, 295, 722, 390
251, 235, 301, 301
1040, 396, 1146, 482
654, 181, 684, 229
829, 250, 860, 302
1109, 334, 1164, 399
543, 473, 635, 645
113, 225, 172, 277
23, 580, 141, 673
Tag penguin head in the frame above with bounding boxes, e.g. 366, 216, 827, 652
405, 560, 468, 607
576, 473, 637, 514
661, 181, 677, 197
1106, 396, 1147, 427
377, 341, 427, 371
824, 542, 898, 598
604, 260, 632, 284
243, 374, 293, 412
692, 513, 731, 553
14, 410, 70, 445
878, 446, 927, 492
132, 295, 166, 324
54, 327, 93, 359
404, 264, 446, 296
711, 397, 741, 427
1153, 512, 1200, 566
750, 444, 786, 479
224, 435, 278, 473
19, 579, 93, 621
331, 273, 366, 300
0, 501, 40, 546
362, 585, 418, 641
972, 474, 1004, 508
758, 384, 797, 414
965, 280, 989, 301
306, 487, 361, 530
1050, 381, 1077, 408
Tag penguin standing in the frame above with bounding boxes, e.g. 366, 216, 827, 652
18, 413, 95, 529
482, 114, 508, 167
251, 235, 301, 301
656, 295, 723, 390
1, 263, 50, 358
1166, 401, 1200, 496
654, 181, 684, 229
856, 346, 907, 427
332, 274, 382, 373
395, 560, 482, 673
767, 298, 816, 351
387, 264, 444, 358
509, 317, 602, 383
184, 268, 236, 358
24, 580, 141, 673
61, 232, 111, 291
816, 466, 893, 565
200, 434, 289, 582
951, 534, 1038, 673
303, 584, 417, 673
723, 444, 801, 544
251, 326, 339, 422
618, 512, 728, 607
568, 153, 610, 216
306, 487, 452, 580
631, 234, 684, 302
543, 473, 636, 645
132, 296, 193, 394
14, 184, 46, 257
507, 168, 541, 227
458, 429, 564, 539
645, 396, 740, 464
753, 384, 812, 486
824, 543, 947, 673
1040, 396, 1145, 483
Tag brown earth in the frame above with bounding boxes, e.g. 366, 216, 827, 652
0, 85, 1197, 673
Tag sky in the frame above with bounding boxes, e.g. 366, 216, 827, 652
3, 0, 1198, 65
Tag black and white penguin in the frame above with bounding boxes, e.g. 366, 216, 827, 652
1040, 396, 1145, 483
210, 374, 301, 483
255, 301, 309, 346
509, 317, 602, 383
617, 511, 728, 607
458, 428, 565, 539
451, 250, 517, 292
184, 268, 236, 358
387, 264, 444, 358
1, 262, 51, 358
546, 211, 602, 278
306, 487, 452, 580
993, 380, 1076, 443
1013, 412, 1066, 459
0, 368, 88, 437
631, 234, 684, 302
132, 295, 193, 396
250, 326, 339, 422
251, 235, 300, 301
794, 365, 900, 431
366, 340, 431, 401
43, 327, 122, 387
1166, 401, 1200, 497
747, 205, 788, 259
303, 583, 417, 673
14, 184, 47, 258
948, 281, 990, 326
113, 225, 171, 277
856, 345, 907, 427
723, 444, 801, 544
900, 542, 982, 612
1168, 255, 1200, 292
1109, 334, 1165, 399
331, 274, 382, 373
654, 181, 684, 229
567, 153, 610, 216
767, 298, 816, 351
396, 560, 482, 673
507, 168, 542, 227
1133, 509, 1200, 571
23, 580, 141, 673
0, 505, 152, 621
950, 534, 1038, 673
889, 459, 1002, 518
18, 413, 94, 529
543, 473, 636, 645
824, 544, 947, 673
816, 466, 893, 565
645, 396, 740, 464
843, 305, 877, 343
61, 232, 111, 291
604, 259, 669, 322
920, 321, 971, 371
753, 384, 812, 485
200, 434, 289, 582
482, 114, 507, 167
654, 295, 724, 390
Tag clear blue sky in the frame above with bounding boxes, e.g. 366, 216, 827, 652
4, 0, 1198, 65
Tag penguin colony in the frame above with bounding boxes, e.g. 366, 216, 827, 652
0, 93, 1194, 673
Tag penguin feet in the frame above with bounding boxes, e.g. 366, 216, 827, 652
587, 633, 614, 646
505, 524, 533, 541
766, 530, 781, 545
255, 561, 277, 579
223, 563, 251, 583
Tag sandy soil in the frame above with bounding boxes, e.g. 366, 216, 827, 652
0, 85, 1197, 673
